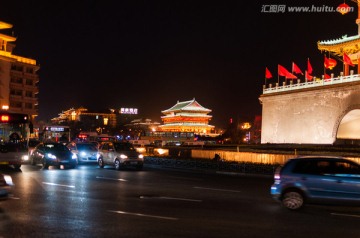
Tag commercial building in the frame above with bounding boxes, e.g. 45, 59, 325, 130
0, 21, 39, 121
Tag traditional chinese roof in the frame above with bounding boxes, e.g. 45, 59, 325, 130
161, 98, 211, 114
317, 34, 360, 55
161, 113, 212, 119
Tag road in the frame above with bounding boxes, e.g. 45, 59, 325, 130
0, 163, 359, 238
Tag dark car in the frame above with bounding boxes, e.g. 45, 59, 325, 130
271, 156, 360, 210
67, 142, 99, 164
30, 142, 77, 169
98, 141, 144, 170
0, 173, 14, 201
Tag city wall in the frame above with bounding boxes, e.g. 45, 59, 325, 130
260, 81, 360, 144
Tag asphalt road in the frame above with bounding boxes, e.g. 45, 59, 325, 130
0, 163, 359, 238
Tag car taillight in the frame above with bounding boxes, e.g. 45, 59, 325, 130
274, 166, 282, 181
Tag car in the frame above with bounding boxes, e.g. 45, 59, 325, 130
0, 142, 28, 169
66, 142, 99, 164
30, 142, 77, 169
271, 156, 360, 210
98, 141, 144, 170
0, 173, 14, 201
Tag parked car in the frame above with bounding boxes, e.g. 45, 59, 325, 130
98, 141, 144, 170
271, 156, 360, 210
30, 142, 77, 169
67, 142, 99, 164
0, 173, 14, 201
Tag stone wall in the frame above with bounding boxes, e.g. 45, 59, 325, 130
260, 81, 360, 144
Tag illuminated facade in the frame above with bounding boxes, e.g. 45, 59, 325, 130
158, 98, 214, 134
317, 0, 360, 76
0, 21, 40, 120
261, 2, 360, 144
51, 107, 117, 128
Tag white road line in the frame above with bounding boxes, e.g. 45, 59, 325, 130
42, 182, 75, 188
193, 186, 241, 193
96, 176, 127, 182
331, 213, 360, 218
108, 210, 178, 220
140, 196, 202, 202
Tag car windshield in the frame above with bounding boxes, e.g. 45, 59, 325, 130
76, 144, 97, 151
44, 143, 68, 152
114, 143, 135, 152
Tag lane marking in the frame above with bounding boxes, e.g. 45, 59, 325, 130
331, 213, 360, 218
96, 176, 127, 182
140, 196, 202, 202
108, 210, 178, 220
193, 186, 241, 193
42, 182, 75, 188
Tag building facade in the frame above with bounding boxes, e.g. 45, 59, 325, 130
0, 21, 40, 121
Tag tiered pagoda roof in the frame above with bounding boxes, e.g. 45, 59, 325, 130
159, 98, 214, 133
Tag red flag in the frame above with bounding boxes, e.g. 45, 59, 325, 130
306, 71, 313, 81
307, 58, 313, 74
292, 62, 303, 75
278, 65, 297, 79
265, 67, 272, 79
343, 53, 354, 66
324, 55, 329, 68
324, 73, 331, 81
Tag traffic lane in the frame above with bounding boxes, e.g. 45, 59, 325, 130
0, 165, 359, 238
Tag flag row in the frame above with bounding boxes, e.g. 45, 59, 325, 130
265, 53, 354, 80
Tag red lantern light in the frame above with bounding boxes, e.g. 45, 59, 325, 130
337, 3, 351, 15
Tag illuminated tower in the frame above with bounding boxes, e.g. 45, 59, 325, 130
317, 1, 360, 76
0, 21, 40, 121
159, 98, 215, 134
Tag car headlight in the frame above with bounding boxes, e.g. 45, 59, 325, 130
22, 155, 29, 161
3, 175, 14, 186
96, 153, 100, 159
120, 154, 128, 159
46, 153, 57, 159
72, 154, 78, 160
80, 151, 86, 157
138, 154, 144, 159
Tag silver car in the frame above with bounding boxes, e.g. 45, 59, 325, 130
98, 142, 144, 170
67, 142, 99, 164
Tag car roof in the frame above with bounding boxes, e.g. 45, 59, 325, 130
292, 156, 346, 160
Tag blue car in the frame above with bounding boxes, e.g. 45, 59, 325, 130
271, 156, 360, 210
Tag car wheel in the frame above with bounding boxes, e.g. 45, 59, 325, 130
13, 164, 21, 170
98, 157, 104, 168
114, 159, 121, 171
282, 190, 304, 210
136, 164, 143, 170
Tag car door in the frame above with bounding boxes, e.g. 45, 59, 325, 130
100, 143, 110, 164
106, 142, 116, 164
324, 160, 360, 200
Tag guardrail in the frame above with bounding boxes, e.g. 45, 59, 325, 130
263, 73, 360, 94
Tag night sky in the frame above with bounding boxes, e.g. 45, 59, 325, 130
1, 0, 357, 127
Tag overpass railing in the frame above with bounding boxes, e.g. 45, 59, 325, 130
263, 73, 360, 94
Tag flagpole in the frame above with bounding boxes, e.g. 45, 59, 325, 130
277, 65, 279, 85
